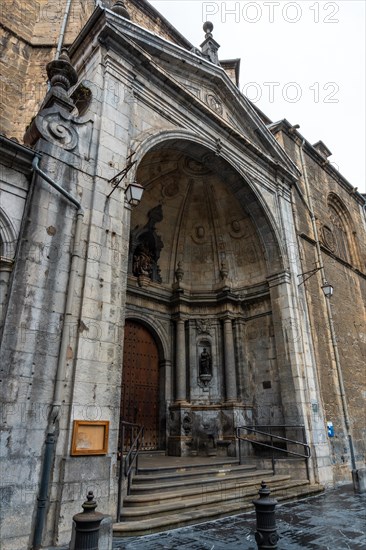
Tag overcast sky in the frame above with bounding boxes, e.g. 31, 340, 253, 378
150, 0, 366, 194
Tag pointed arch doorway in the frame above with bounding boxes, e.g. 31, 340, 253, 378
121, 320, 160, 449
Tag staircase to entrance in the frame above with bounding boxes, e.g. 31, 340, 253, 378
113, 452, 324, 537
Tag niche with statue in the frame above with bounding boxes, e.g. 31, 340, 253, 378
129, 205, 164, 285
197, 341, 213, 389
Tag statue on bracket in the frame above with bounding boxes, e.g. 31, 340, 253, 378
132, 243, 153, 277
129, 205, 164, 284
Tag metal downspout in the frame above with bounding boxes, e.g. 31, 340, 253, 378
56, 0, 73, 59
31, 156, 84, 548
298, 139, 356, 471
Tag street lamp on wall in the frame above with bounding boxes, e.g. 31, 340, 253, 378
321, 281, 334, 298
125, 180, 144, 207
297, 267, 334, 298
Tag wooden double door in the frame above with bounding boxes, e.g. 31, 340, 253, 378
121, 320, 160, 449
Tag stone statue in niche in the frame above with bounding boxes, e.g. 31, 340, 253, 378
198, 344, 213, 390
199, 348, 212, 376
133, 243, 153, 277
129, 204, 164, 283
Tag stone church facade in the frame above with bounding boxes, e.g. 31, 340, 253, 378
0, 1, 365, 548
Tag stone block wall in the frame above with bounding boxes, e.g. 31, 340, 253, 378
0, 0, 193, 142
276, 127, 366, 481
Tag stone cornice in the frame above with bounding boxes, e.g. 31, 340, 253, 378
0, 135, 36, 176
69, 7, 300, 183
267, 270, 292, 288
269, 119, 365, 207
127, 277, 270, 307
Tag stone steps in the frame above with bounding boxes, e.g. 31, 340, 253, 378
130, 465, 261, 494
125, 470, 285, 506
113, 458, 324, 537
136, 458, 243, 476
122, 477, 304, 518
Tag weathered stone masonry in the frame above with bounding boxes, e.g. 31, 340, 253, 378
0, 2, 365, 549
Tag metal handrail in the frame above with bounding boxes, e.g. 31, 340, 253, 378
116, 420, 144, 522
236, 425, 311, 481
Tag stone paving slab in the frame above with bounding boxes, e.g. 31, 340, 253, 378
112, 484, 366, 549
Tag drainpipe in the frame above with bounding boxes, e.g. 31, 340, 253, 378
298, 139, 356, 471
55, 0, 73, 59
31, 155, 84, 549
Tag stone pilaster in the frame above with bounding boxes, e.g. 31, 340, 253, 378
223, 317, 237, 402
175, 317, 187, 403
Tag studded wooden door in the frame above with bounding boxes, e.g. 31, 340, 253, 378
121, 320, 160, 450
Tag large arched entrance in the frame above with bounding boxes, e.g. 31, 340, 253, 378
125, 138, 299, 457
121, 320, 160, 449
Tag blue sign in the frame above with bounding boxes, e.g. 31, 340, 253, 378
327, 422, 334, 437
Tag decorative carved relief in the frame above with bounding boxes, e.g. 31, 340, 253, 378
229, 219, 249, 239
162, 178, 179, 199
185, 84, 201, 98
180, 156, 210, 176
191, 225, 210, 245
47, 114, 78, 149
205, 93, 223, 115
182, 414, 192, 435
25, 109, 79, 150
196, 319, 212, 335
322, 225, 336, 251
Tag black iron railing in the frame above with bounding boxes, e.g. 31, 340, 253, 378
116, 420, 144, 522
236, 425, 311, 481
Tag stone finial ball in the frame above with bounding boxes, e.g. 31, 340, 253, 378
203, 21, 214, 33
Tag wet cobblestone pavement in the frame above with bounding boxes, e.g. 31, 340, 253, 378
113, 485, 366, 549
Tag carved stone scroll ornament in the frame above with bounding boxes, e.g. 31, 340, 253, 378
39, 110, 78, 150
24, 108, 79, 150
24, 48, 80, 148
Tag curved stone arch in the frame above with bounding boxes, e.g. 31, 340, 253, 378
327, 192, 361, 267
129, 128, 215, 172
131, 128, 285, 275
0, 208, 17, 259
124, 311, 170, 361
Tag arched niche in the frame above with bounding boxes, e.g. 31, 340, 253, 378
326, 192, 362, 268
128, 138, 284, 293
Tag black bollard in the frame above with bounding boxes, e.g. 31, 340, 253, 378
73, 491, 104, 550
252, 481, 279, 549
